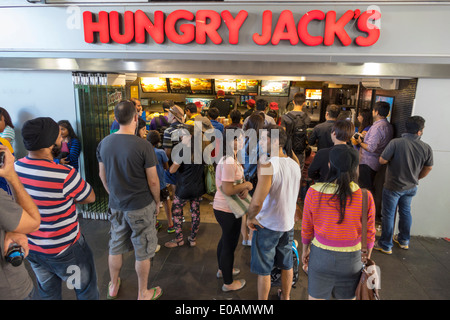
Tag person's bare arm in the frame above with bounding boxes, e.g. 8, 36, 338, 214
247, 163, 273, 230
1, 146, 40, 234
98, 162, 109, 194
145, 166, 161, 215
76, 188, 96, 204
221, 181, 253, 197
419, 166, 432, 179
379, 156, 389, 165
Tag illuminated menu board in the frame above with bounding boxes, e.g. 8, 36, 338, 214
140, 77, 168, 93
305, 89, 323, 100
169, 78, 191, 93
260, 80, 290, 96
189, 78, 212, 93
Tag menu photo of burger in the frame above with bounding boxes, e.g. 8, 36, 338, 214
169, 78, 191, 92
140, 77, 168, 93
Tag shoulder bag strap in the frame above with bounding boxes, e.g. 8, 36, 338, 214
360, 188, 369, 264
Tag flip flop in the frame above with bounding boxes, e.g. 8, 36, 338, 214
107, 278, 121, 300
277, 289, 284, 300
150, 286, 163, 300
164, 238, 184, 248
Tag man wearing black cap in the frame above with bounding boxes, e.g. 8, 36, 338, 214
14, 117, 98, 300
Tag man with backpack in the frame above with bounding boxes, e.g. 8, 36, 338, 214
281, 93, 311, 169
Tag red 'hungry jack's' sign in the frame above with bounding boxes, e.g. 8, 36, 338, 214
83, 9, 381, 47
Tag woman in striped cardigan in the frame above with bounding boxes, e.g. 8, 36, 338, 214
56, 120, 81, 171
301, 144, 376, 300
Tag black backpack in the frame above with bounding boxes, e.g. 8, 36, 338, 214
284, 112, 309, 154
271, 240, 300, 288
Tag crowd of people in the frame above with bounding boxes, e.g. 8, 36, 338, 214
0, 92, 433, 300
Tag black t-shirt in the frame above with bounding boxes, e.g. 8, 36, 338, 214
308, 120, 336, 150
381, 133, 433, 191
210, 99, 232, 117
97, 134, 157, 211
308, 144, 358, 182
243, 109, 254, 120
175, 163, 205, 199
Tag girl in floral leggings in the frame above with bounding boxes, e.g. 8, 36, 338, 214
164, 137, 206, 248
169, 196, 202, 247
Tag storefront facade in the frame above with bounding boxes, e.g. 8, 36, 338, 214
1, 1, 449, 238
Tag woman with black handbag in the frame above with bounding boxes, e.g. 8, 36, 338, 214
301, 130, 376, 300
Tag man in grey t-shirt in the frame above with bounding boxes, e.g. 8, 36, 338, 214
375, 116, 433, 254
97, 100, 163, 300
0, 146, 40, 300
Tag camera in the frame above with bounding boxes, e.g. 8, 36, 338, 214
0, 151, 5, 167
5, 243, 24, 267
353, 133, 363, 142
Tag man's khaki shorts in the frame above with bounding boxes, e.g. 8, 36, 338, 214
108, 202, 158, 261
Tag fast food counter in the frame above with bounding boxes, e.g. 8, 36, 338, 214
126, 76, 359, 127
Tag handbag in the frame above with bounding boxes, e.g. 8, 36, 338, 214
205, 164, 217, 195
220, 178, 252, 219
355, 188, 381, 300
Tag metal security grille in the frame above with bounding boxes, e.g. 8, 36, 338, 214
73, 72, 125, 220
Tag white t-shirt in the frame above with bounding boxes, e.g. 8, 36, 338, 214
256, 156, 301, 232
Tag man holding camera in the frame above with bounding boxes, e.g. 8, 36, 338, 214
0, 145, 41, 299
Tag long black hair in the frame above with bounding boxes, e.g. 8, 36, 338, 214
358, 109, 373, 133
57, 120, 78, 140
322, 147, 359, 224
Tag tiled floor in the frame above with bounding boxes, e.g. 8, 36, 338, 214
28, 196, 450, 300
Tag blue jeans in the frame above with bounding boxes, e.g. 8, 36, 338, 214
250, 226, 294, 276
379, 186, 418, 251
27, 234, 99, 300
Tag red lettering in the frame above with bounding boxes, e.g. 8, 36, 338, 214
324, 10, 354, 46
221, 10, 248, 45
356, 10, 381, 46
298, 10, 325, 46
109, 11, 134, 44
165, 10, 195, 44
82, 9, 380, 48
135, 10, 165, 44
272, 10, 299, 45
83, 11, 110, 43
253, 10, 272, 45
196, 10, 222, 45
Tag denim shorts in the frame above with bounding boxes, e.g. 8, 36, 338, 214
164, 170, 178, 185
250, 226, 294, 276
109, 202, 158, 261
308, 244, 363, 300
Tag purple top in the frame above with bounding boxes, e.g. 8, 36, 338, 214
360, 119, 393, 171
